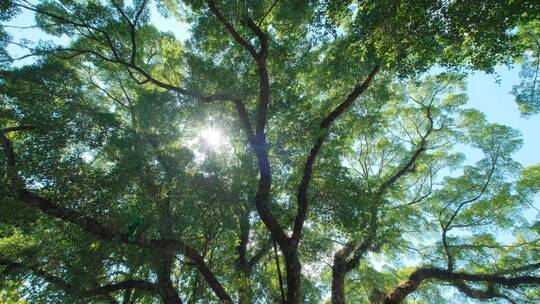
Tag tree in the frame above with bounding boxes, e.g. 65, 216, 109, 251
512, 20, 540, 116
1, 1, 540, 303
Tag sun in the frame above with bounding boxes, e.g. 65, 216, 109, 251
200, 126, 225, 147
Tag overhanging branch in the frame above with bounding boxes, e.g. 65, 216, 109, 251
382, 267, 540, 304
0, 258, 156, 298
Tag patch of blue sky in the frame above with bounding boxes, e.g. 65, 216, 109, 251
464, 67, 539, 222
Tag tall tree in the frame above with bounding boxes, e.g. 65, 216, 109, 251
1, 1, 540, 303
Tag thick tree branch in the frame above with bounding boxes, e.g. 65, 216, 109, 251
320, 66, 380, 129
206, 0, 287, 251
206, 0, 259, 60
0, 258, 156, 298
377, 145, 426, 195
204, 2, 269, 136
382, 267, 540, 304
110, 0, 147, 65
377, 93, 439, 195
292, 65, 380, 247
279, 66, 379, 304
243, 16, 270, 134
331, 206, 378, 304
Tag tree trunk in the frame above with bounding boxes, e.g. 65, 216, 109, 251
331, 244, 353, 304
158, 277, 183, 304
331, 208, 379, 303
330, 238, 373, 304
238, 272, 253, 304
236, 208, 253, 304
284, 249, 302, 304
157, 253, 183, 304
331, 266, 347, 304
156, 193, 181, 304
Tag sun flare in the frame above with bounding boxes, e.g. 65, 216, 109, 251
200, 127, 225, 147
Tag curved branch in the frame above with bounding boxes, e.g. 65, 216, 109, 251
382, 267, 540, 304
206, 0, 287, 252
0, 258, 156, 298
331, 206, 378, 304
206, 0, 258, 59
439, 149, 499, 272
292, 65, 380, 247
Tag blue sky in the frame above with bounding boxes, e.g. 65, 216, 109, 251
467, 67, 540, 166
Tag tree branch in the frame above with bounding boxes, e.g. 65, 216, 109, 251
292, 66, 380, 247
206, 0, 259, 60
206, 0, 287, 249
382, 267, 540, 304
0, 258, 156, 298
439, 149, 499, 272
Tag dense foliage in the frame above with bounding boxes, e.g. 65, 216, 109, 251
1, 1, 540, 303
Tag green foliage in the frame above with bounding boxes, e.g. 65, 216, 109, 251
512, 21, 540, 116
518, 163, 540, 193
0, 1, 21, 66
1, 1, 539, 303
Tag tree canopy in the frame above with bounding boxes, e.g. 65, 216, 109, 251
1, 1, 540, 303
